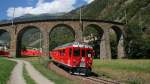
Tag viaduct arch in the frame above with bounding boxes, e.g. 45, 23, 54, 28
0, 19, 125, 59
16, 26, 43, 57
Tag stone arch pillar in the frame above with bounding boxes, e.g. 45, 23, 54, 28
100, 34, 107, 59
111, 25, 125, 59
0, 28, 15, 58
42, 30, 49, 58
117, 34, 125, 59
9, 32, 17, 58
8, 26, 17, 58
73, 22, 83, 42
100, 28, 111, 59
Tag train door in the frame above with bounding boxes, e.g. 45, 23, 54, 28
85, 49, 93, 68
72, 47, 81, 67
63, 48, 68, 64
60, 49, 66, 63
80, 48, 86, 67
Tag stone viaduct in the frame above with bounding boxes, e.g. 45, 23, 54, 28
0, 19, 125, 59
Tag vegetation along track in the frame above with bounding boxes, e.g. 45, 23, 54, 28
48, 62, 121, 84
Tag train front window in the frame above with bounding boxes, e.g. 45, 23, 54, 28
74, 48, 80, 56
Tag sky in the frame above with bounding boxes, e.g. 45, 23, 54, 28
0, 0, 94, 20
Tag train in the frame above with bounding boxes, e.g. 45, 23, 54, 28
50, 42, 95, 76
0, 50, 42, 57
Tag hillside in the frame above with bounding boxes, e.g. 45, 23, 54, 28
65, 0, 150, 27
64, 0, 150, 59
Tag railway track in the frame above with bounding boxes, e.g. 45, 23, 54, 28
85, 77, 120, 84
48, 62, 121, 84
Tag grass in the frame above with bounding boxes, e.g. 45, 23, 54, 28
0, 57, 16, 84
21, 57, 80, 84
23, 64, 36, 84
93, 59, 150, 84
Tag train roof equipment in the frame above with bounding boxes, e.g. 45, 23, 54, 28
54, 42, 93, 50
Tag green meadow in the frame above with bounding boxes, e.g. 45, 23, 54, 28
0, 57, 16, 84
93, 59, 150, 84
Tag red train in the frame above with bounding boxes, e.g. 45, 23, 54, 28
50, 42, 95, 75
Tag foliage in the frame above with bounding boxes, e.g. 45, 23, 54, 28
109, 30, 117, 59
49, 26, 75, 50
125, 22, 150, 59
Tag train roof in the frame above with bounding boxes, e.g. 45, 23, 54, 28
53, 42, 93, 50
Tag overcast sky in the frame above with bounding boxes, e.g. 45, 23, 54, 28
0, 0, 94, 20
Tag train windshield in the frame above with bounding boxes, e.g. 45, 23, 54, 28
74, 48, 80, 56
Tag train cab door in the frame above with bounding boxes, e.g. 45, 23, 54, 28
67, 48, 72, 66
72, 47, 81, 67
85, 49, 93, 67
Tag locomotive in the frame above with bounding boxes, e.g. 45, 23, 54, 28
50, 42, 94, 76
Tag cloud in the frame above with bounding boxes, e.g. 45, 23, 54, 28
7, 0, 76, 18
7, 0, 94, 18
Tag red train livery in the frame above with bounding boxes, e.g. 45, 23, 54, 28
50, 42, 94, 75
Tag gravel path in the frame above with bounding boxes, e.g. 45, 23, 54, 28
7, 59, 54, 84
7, 59, 26, 84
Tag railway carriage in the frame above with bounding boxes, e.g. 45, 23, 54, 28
50, 42, 94, 75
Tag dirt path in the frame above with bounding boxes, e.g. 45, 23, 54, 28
8, 59, 54, 84
7, 59, 26, 84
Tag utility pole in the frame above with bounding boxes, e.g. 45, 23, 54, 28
11, 8, 15, 28
39, 32, 42, 63
80, 7, 82, 24
80, 7, 84, 42
11, 8, 17, 35
124, 9, 128, 25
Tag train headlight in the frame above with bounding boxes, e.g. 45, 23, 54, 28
88, 54, 91, 58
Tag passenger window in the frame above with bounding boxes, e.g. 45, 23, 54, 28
74, 48, 80, 56
61, 49, 65, 56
